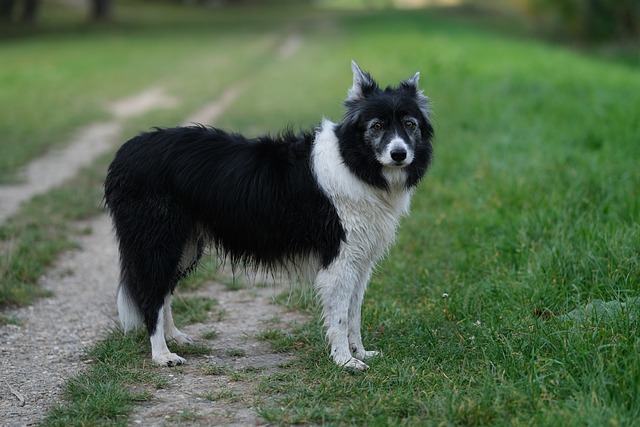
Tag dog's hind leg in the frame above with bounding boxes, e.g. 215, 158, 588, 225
347, 265, 380, 361
163, 235, 205, 346
116, 277, 143, 332
114, 197, 196, 366
163, 293, 192, 346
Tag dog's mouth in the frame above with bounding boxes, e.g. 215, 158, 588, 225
377, 158, 412, 169
390, 161, 408, 168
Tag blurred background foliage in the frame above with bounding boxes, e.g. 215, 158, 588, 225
1, 0, 638, 44
519, 0, 639, 41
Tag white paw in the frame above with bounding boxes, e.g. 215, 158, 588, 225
168, 331, 193, 346
152, 352, 186, 367
341, 357, 369, 371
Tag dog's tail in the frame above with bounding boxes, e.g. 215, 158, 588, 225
116, 281, 143, 333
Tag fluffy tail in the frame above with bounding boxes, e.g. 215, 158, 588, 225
116, 282, 143, 332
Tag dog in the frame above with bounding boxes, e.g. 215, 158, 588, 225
103, 61, 434, 370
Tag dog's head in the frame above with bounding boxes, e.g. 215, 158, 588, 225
338, 61, 434, 189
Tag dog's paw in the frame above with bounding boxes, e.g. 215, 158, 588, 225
152, 352, 186, 367
343, 357, 369, 371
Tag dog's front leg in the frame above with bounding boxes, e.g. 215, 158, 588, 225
315, 259, 369, 371
348, 265, 380, 361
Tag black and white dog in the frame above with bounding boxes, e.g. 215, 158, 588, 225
104, 62, 434, 370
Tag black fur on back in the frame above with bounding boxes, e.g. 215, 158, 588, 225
104, 126, 345, 334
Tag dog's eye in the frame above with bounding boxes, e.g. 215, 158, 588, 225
372, 122, 383, 131
405, 120, 416, 130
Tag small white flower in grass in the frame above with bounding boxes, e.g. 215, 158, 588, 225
474, 320, 481, 327
441, 293, 449, 299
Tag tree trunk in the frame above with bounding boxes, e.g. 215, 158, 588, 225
91, 0, 112, 21
21, 0, 38, 24
0, 0, 16, 21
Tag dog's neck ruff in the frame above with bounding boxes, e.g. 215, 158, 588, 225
312, 120, 413, 263
312, 119, 412, 213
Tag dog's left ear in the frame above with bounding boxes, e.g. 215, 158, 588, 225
402, 71, 430, 119
403, 71, 421, 89
347, 61, 378, 102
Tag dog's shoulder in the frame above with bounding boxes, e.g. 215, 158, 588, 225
312, 119, 371, 201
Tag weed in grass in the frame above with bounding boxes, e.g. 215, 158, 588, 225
214, 307, 227, 322
198, 390, 242, 403
223, 276, 246, 291
202, 330, 220, 340
262, 315, 281, 325
240, 366, 266, 375
171, 294, 217, 326
202, 365, 230, 376
0, 314, 21, 325
228, 371, 250, 382
169, 408, 202, 422
227, 348, 246, 358
257, 329, 300, 353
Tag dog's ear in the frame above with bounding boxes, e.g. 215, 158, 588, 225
402, 71, 430, 120
347, 61, 377, 102
403, 71, 421, 89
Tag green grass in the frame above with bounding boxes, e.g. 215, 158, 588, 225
2, 1, 639, 426
0, 157, 108, 307
41, 330, 166, 427
250, 9, 640, 426
258, 329, 301, 353
40, 295, 217, 426
171, 295, 217, 326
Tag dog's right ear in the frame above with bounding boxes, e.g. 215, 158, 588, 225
347, 61, 378, 102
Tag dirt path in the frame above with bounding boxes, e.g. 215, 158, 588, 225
0, 33, 307, 426
0, 88, 177, 224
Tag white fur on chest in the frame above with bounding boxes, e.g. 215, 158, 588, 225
312, 120, 413, 263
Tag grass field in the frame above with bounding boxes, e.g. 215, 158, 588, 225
2, 1, 640, 425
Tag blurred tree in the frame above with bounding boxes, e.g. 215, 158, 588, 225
0, 0, 37, 23
0, 0, 112, 23
0, 0, 15, 21
21, 0, 36, 23
91, 0, 112, 21
524, 0, 639, 41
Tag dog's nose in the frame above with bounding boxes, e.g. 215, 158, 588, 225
390, 148, 407, 162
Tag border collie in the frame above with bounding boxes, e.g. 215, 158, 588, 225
104, 62, 434, 370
